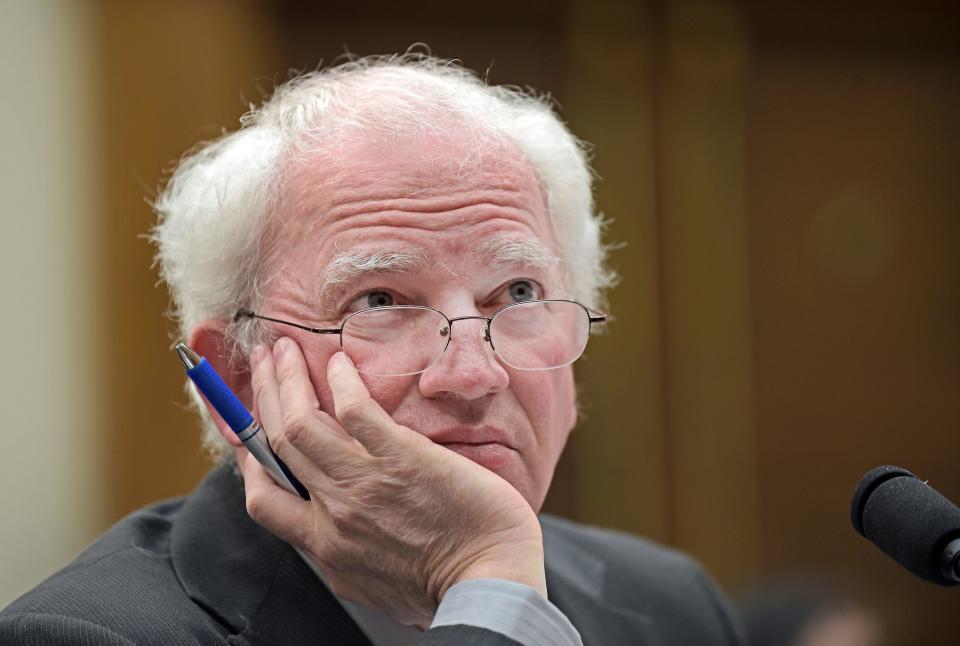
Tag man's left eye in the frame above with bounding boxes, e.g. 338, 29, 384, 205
506, 280, 539, 303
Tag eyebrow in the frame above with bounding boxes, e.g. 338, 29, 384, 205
318, 247, 429, 304
316, 237, 559, 306
478, 237, 559, 270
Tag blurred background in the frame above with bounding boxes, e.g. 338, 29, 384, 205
1, 1, 957, 643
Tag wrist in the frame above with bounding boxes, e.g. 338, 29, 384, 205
448, 536, 547, 599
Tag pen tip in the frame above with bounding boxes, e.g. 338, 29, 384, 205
174, 342, 201, 370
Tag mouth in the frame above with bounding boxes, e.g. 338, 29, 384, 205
437, 441, 516, 471
426, 426, 517, 471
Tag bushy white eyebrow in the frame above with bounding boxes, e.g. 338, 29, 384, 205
478, 237, 559, 269
321, 248, 430, 295
317, 238, 557, 306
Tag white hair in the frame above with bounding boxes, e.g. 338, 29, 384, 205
151, 54, 616, 460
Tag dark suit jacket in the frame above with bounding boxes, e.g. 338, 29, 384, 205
0, 465, 743, 645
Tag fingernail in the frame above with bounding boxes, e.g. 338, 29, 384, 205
327, 352, 348, 375
332, 351, 355, 371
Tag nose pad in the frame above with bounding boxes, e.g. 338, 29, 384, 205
419, 317, 508, 400
435, 324, 490, 358
443, 318, 495, 363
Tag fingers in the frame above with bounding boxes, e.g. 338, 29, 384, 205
273, 337, 321, 413
327, 352, 408, 456
250, 338, 353, 470
239, 451, 313, 546
250, 344, 284, 445
272, 339, 355, 441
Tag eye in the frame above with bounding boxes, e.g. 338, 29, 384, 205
364, 291, 395, 308
344, 290, 396, 312
506, 280, 540, 303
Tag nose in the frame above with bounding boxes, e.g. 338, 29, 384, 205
418, 317, 509, 401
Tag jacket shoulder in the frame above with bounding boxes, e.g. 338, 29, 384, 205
1, 498, 223, 645
542, 513, 692, 568
540, 514, 745, 645
0, 612, 137, 646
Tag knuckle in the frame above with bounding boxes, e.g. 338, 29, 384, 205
328, 501, 361, 532
245, 490, 267, 523
280, 410, 312, 445
325, 575, 357, 602
337, 395, 372, 426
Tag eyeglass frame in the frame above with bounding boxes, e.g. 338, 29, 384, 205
233, 299, 607, 373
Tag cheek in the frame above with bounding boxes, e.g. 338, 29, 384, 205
295, 332, 415, 415
510, 368, 575, 510
555, 369, 577, 432
514, 367, 577, 447
359, 374, 419, 415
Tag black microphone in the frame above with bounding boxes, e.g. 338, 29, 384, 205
850, 465, 960, 585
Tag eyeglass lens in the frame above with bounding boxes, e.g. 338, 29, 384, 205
340, 300, 591, 377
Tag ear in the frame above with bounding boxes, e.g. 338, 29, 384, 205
186, 321, 251, 449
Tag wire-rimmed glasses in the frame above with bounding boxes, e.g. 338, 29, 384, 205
234, 299, 606, 377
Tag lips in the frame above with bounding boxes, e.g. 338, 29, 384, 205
428, 427, 517, 471
439, 442, 515, 471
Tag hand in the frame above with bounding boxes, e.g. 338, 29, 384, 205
238, 337, 545, 626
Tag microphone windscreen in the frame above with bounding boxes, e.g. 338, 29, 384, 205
850, 465, 960, 585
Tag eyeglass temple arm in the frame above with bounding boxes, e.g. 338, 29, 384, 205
233, 309, 341, 335
587, 308, 607, 324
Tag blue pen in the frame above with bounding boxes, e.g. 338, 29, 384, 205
174, 342, 310, 500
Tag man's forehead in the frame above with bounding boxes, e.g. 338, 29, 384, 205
264, 126, 562, 305
280, 128, 546, 224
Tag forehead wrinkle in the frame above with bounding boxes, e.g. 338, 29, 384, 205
276, 140, 552, 261
294, 134, 546, 225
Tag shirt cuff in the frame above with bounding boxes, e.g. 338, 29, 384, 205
429, 578, 583, 646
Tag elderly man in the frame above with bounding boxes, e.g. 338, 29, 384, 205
1, 56, 742, 645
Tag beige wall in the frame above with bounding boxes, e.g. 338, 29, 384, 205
0, 1, 104, 606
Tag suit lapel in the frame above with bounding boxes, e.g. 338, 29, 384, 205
171, 467, 661, 645
170, 465, 373, 646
